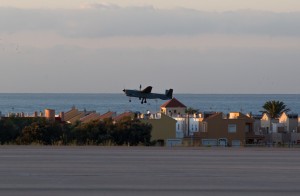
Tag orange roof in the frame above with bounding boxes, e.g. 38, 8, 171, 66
113, 112, 134, 122
161, 98, 186, 108
80, 113, 101, 123
98, 111, 116, 120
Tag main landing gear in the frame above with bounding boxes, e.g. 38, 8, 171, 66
141, 98, 147, 104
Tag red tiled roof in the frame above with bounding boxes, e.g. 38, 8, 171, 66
113, 112, 134, 122
98, 111, 116, 120
161, 98, 186, 108
80, 113, 101, 123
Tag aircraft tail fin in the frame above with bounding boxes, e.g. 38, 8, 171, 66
165, 89, 173, 99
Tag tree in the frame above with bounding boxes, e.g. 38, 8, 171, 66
18, 121, 63, 145
261, 100, 290, 119
112, 117, 152, 146
0, 119, 19, 144
0, 117, 43, 145
72, 119, 114, 145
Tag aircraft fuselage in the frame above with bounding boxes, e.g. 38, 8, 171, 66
123, 86, 173, 104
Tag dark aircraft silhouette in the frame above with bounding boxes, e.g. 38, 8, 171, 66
123, 85, 173, 104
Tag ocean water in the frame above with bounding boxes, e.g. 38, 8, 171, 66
0, 93, 299, 116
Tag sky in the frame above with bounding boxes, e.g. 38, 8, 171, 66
0, 1, 300, 93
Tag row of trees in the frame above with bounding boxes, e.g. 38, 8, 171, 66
0, 117, 152, 146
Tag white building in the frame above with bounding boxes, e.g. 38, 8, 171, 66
174, 113, 202, 137
279, 112, 298, 133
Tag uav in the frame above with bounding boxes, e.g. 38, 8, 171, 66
123, 85, 173, 104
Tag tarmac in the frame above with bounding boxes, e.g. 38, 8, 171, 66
0, 146, 300, 196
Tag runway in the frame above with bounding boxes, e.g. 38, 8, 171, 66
0, 146, 300, 196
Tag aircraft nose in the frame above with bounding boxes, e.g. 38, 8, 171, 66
123, 89, 126, 92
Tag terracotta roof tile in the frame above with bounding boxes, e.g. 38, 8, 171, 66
161, 98, 186, 108
80, 113, 101, 123
113, 112, 134, 122
98, 111, 116, 120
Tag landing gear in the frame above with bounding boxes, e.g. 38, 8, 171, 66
141, 98, 147, 104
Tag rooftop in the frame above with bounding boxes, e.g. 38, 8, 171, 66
161, 98, 186, 108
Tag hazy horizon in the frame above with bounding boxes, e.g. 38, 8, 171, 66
1, 1, 300, 94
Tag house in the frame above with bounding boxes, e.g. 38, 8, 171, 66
160, 98, 187, 116
260, 113, 279, 133
64, 106, 94, 124
247, 114, 262, 133
244, 114, 265, 144
113, 111, 135, 122
173, 113, 202, 137
98, 111, 117, 121
279, 112, 298, 133
80, 113, 101, 123
264, 113, 300, 145
194, 112, 254, 147
141, 113, 178, 146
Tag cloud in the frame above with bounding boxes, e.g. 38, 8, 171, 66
1, 7, 300, 38
1, 6, 300, 94
80, 3, 121, 10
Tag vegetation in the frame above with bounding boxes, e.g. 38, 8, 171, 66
0, 117, 152, 146
261, 100, 290, 118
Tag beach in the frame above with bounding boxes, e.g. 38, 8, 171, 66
0, 146, 300, 196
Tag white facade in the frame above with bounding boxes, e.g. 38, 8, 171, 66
261, 113, 279, 133
189, 117, 200, 135
279, 112, 298, 133
174, 117, 185, 138
272, 123, 285, 133
174, 115, 201, 137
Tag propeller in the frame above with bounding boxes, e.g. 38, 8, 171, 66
139, 84, 142, 91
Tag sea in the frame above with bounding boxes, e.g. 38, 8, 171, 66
0, 94, 299, 116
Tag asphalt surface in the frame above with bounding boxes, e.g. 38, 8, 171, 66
0, 146, 300, 196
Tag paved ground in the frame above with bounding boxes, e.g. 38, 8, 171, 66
0, 146, 300, 196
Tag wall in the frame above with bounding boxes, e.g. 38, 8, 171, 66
141, 113, 177, 144
198, 113, 254, 146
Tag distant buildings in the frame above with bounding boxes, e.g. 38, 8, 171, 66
1, 97, 300, 147
141, 97, 300, 147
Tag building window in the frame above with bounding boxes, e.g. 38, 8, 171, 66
228, 124, 237, 133
178, 124, 180, 130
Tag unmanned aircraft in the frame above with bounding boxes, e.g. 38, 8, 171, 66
123, 85, 173, 104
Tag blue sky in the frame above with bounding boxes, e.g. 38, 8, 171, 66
0, 1, 300, 93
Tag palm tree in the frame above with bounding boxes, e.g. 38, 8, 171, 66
261, 100, 290, 119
